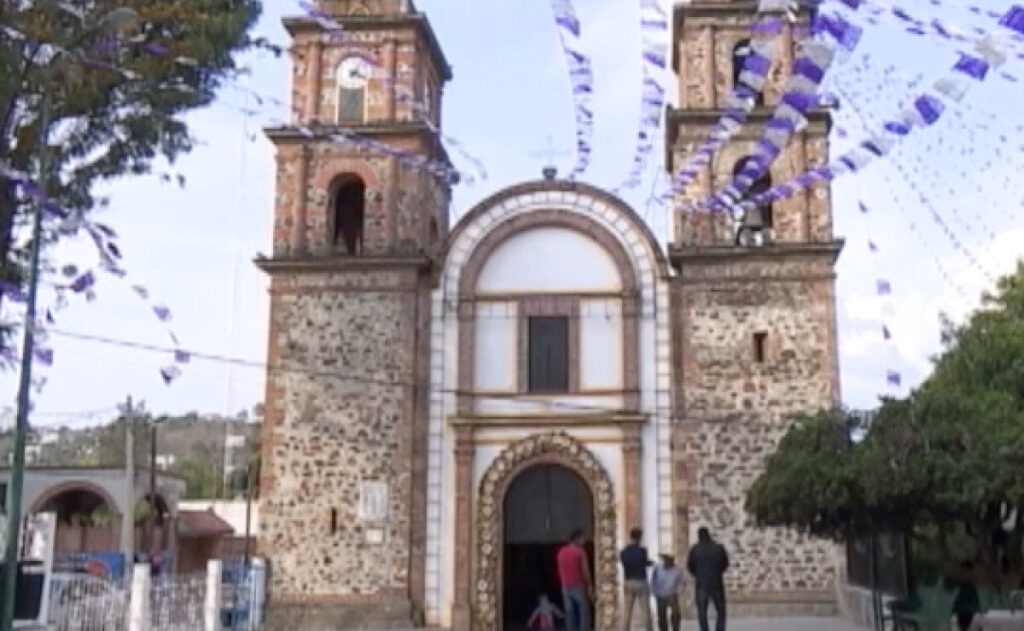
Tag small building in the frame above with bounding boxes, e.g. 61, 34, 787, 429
0, 466, 185, 577
176, 509, 235, 574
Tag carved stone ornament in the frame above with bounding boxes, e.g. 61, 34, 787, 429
474, 432, 619, 631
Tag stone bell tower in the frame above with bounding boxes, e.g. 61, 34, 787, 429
666, 0, 845, 616
256, 0, 451, 628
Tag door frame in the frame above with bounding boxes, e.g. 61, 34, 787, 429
474, 432, 619, 631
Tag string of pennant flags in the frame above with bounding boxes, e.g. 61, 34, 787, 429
668, 0, 805, 205
686, 0, 867, 215
617, 0, 669, 191
706, 14, 1018, 224
549, 0, 595, 178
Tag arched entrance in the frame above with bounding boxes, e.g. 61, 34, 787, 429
475, 432, 619, 631
503, 464, 593, 631
34, 485, 120, 554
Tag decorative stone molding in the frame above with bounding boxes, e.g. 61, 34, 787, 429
474, 432, 619, 631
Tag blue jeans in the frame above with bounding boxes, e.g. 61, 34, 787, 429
563, 585, 591, 631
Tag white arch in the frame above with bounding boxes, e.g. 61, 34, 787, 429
422, 186, 674, 627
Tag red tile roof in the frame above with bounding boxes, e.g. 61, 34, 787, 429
178, 509, 234, 538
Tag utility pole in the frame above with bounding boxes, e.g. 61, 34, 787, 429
0, 91, 51, 631
147, 423, 157, 556
122, 396, 136, 564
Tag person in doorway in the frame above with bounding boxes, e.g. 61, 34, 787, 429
557, 528, 593, 631
619, 527, 653, 631
651, 553, 685, 631
686, 527, 729, 631
527, 594, 564, 630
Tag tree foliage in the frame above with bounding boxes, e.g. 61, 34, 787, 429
746, 262, 1024, 592
0, 0, 262, 290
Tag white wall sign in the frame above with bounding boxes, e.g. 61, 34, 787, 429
358, 481, 388, 522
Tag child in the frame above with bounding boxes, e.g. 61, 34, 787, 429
527, 593, 564, 630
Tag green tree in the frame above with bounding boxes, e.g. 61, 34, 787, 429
0, 0, 262, 314
746, 262, 1024, 593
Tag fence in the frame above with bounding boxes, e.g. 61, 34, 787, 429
46, 558, 265, 631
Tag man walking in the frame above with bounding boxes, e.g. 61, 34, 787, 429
686, 527, 729, 631
619, 527, 653, 631
651, 554, 684, 631
557, 528, 593, 631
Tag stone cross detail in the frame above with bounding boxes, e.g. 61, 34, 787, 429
529, 135, 571, 180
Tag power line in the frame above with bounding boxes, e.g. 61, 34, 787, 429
45, 328, 656, 415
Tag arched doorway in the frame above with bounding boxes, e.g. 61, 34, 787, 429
474, 433, 618, 631
503, 464, 593, 631
37, 487, 119, 554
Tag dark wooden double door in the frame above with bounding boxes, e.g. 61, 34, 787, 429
502, 464, 594, 631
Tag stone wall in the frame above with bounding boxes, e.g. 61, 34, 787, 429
259, 266, 430, 628
671, 248, 842, 615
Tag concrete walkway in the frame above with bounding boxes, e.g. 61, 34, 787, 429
677, 618, 866, 631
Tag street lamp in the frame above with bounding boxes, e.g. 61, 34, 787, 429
0, 9, 140, 630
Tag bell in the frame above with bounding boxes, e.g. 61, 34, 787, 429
735, 205, 766, 247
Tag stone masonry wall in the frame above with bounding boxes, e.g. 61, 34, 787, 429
672, 252, 841, 612
260, 268, 427, 616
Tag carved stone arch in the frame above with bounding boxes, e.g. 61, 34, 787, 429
474, 432, 619, 631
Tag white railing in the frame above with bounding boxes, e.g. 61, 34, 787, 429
49, 573, 129, 631
49, 560, 227, 631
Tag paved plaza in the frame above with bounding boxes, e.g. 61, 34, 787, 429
677, 618, 866, 631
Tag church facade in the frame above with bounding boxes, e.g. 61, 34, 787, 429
257, 1, 844, 630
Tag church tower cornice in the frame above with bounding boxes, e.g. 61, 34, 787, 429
283, 12, 452, 81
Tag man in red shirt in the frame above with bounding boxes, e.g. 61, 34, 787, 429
556, 528, 592, 631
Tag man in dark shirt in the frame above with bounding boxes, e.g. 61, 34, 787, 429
686, 527, 729, 631
619, 527, 653, 631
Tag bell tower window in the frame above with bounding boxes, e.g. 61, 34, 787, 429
332, 176, 366, 254
337, 56, 372, 124
732, 39, 764, 106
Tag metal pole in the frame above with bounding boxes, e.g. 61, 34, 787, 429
123, 396, 135, 569
148, 424, 157, 556
0, 90, 50, 631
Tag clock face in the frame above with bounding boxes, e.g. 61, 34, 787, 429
338, 56, 373, 89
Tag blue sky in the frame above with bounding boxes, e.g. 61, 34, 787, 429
2, 0, 1023, 428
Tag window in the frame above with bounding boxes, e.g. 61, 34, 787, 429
753, 331, 768, 363
332, 176, 366, 254
528, 316, 569, 393
732, 39, 764, 106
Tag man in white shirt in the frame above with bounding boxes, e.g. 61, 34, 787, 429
651, 553, 685, 631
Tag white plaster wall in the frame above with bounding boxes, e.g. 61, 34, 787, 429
474, 302, 517, 391
579, 299, 623, 391
424, 187, 674, 627
476, 227, 622, 293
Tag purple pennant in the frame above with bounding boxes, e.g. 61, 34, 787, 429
882, 325, 891, 340
953, 54, 989, 81
70, 271, 95, 293
33, 347, 54, 366
781, 91, 817, 114
160, 365, 182, 384
999, 6, 1024, 35
886, 370, 902, 387
153, 305, 172, 322
868, 240, 878, 252
876, 279, 892, 296
884, 121, 911, 135
46, 310, 55, 324
793, 57, 825, 83
914, 95, 945, 125
744, 53, 771, 77
174, 349, 191, 364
